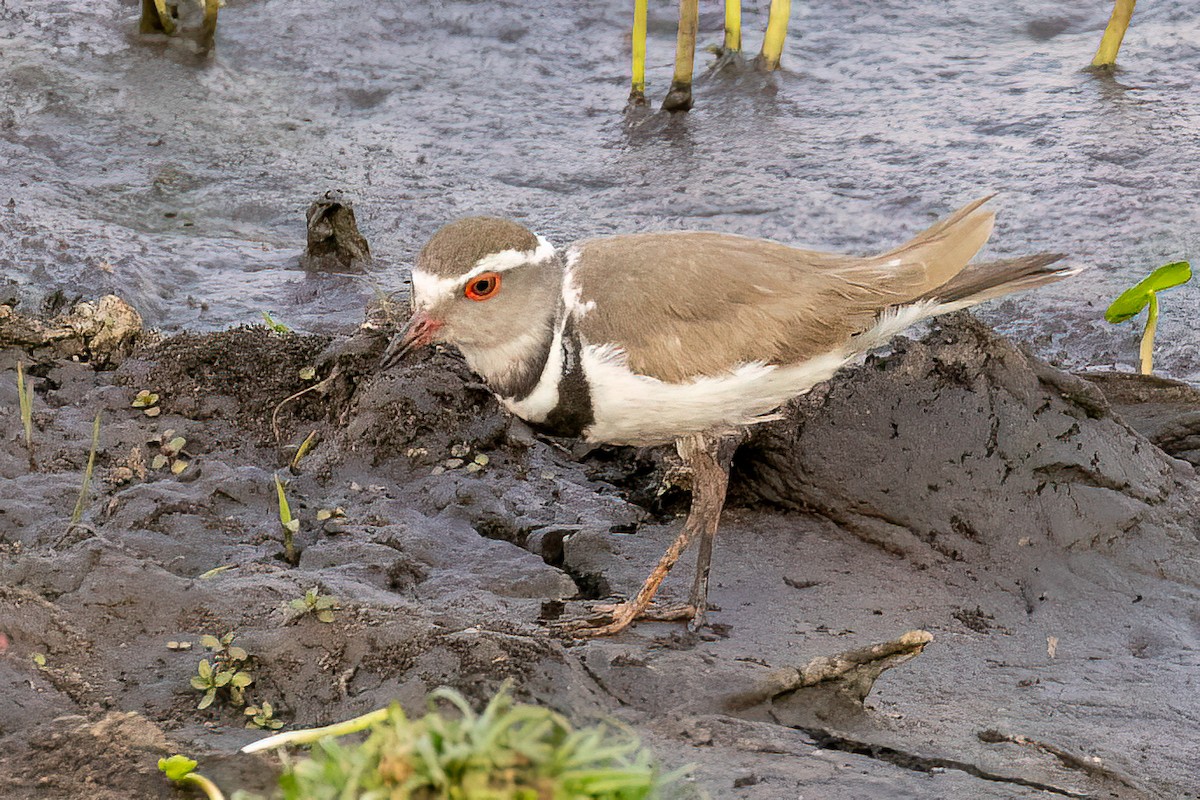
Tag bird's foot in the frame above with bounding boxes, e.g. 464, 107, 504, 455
551, 600, 697, 638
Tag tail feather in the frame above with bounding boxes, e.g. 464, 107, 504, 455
924, 253, 1079, 308
869, 196, 997, 300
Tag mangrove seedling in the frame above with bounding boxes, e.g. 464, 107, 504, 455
131, 389, 162, 417
274, 474, 299, 564
242, 685, 680, 799
158, 754, 226, 800
1105, 260, 1192, 375
245, 701, 284, 731
150, 429, 190, 474
289, 586, 337, 623
1092, 0, 1136, 68
69, 412, 101, 527
16, 362, 35, 469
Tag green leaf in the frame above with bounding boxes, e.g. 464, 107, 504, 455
158, 754, 198, 781
198, 564, 236, 580
274, 475, 293, 524
316, 610, 335, 623
1106, 261, 1192, 323
151, 454, 169, 470
32, 653, 46, 667
227, 646, 248, 662
168, 436, 187, 453
190, 676, 210, 690
197, 659, 213, 678
261, 701, 273, 715
230, 671, 253, 688
299, 366, 316, 381
170, 458, 188, 475
214, 670, 233, 687
200, 635, 221, 650
198, 688, 216, 709
289, 598, 309, 612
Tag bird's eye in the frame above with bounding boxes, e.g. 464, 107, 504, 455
465, 272, 501, 301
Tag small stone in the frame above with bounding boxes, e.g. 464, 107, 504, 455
430, 466, 445, 476
444, 458, 464, 469
1018, 537, 1032, 547
405, 447, 428, 459
449, 443, 470, 458
473, 454, 489, 466
465, 462, 482, 473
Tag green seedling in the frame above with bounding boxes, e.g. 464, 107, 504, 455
1105, 260, 1192, 375
289, 586, 337, 623
131, 389, 161, 417
245, 701, 284, 731
70, 412, 101, 527
241, 685, 680, 799
190, 633, 252, 708
32, 653, 47, 668
197, 564, 237, 580
274, 474, 299, 564
289, 430, 318, 470
262, 311, 289, 334
150, 429, 189, 474
298, 366, 316, 381
315, 507, 344, 522
158, 754, 226, 800
16, 362, 35, 469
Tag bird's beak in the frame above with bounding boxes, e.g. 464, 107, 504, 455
381, 310, 443, 369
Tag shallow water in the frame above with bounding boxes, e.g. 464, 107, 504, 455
2, 0, 1200, 378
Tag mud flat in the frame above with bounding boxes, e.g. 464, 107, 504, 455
1, 306, 1198, 799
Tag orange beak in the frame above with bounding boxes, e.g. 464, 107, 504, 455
381, 310, 444, 369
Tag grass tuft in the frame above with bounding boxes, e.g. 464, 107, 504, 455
70, 411, 101, 527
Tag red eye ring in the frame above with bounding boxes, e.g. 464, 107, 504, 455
465, 272, 501, 301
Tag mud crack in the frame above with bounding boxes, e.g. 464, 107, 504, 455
796, 727, 1090, 798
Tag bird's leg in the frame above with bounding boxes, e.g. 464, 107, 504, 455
662, 0, 699, 112
723, 0, 742, 56
685, 434, 734, 631
560, 433, 733, 637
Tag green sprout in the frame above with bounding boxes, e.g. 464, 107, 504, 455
1105, 260, 1192, 375
245, 701, 285, 731
289, 586, 337, 623
16, 362, 35, 470
262, 311, 289, 334
158, 754, 226, 800
70, 412, 101, 527
150, 429, 190, 474
132, 389, 162, 417
289, 430, 318, 470
190, 633, 252, 709
240, 685, 680, 799
274, 474, 299, 564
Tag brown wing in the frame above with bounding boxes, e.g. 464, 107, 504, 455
572, 198, 995, 382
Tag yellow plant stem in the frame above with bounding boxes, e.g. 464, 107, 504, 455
1139, 292, 1158, 375
759, 0, 791, 71
1092, 0, 1136, 67
200, 0, 220, 51
629, 0, 648, 105
242, 707, 390, 753
662, 0, 699, 111
182, 773, 226, 800
724, 0, 742, 53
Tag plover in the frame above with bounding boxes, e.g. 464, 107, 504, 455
384, 197, 1077, 636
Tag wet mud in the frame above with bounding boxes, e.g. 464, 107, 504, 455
2, 311, 1198, 799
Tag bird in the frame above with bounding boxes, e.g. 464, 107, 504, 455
383, 197, 1078, 637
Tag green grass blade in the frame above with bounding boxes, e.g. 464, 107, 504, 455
70, 412, 101, 526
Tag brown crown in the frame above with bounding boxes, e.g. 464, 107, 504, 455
418, 217, 539, 277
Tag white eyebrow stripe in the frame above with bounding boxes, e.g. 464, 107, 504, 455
410, 235, 555, 308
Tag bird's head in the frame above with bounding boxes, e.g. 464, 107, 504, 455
383, 217, 562, 389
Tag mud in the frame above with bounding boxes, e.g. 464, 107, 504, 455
2, 311, 1199, 799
